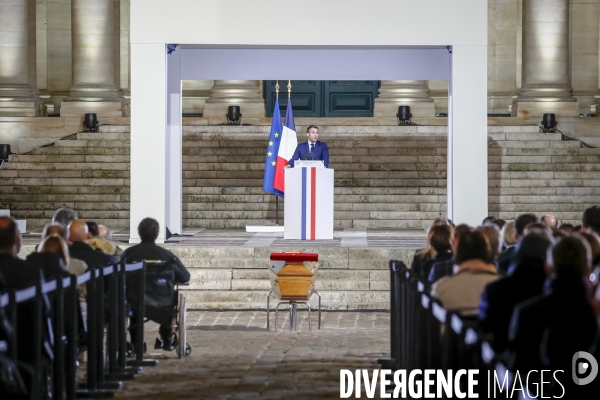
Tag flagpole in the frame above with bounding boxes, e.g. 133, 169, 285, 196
275, 81, 280, 226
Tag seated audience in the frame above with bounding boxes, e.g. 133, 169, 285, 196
499, 220, 517, 253
428, 224, 471, 283
88, 222, 123, 258
557, 223, 574, 234
430, 230, 499, 316
121, 218, 190, 350
52, 207, 78, 227
419, 224, 453, 280
523, 221, 553, 238
583, 205, 600, 235
411, 218, 453, 277
492, 218, 506, 231
497, 213, 538, 274
479, 233, 552, 353
27, 235, 71, 281
0, 217, 52, 389
541, 214, 559, 229
478, 224, 501, 261
507, 236, 598, 378
40, 222, 88, 279
68, 220, 116, 269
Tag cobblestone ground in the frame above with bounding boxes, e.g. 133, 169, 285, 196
114, 310, 390, 400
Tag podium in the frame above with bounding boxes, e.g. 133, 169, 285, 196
284, 165, 334, 240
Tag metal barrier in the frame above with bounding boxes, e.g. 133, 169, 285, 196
380, 260, 500, 396
0, 260, 162, 399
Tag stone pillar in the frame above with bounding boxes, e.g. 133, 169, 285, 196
203, 80, 265, 120
0, 0, 38, 116
62, 0, 122, 118
514, 0, 578, 117
373, 80, 435, 118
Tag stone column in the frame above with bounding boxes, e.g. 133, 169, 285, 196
0, 0, 38, 116
373, 80, 435, 118
514, 0, 578, 116
62, 0, 122, 118
203, 80, 265, 120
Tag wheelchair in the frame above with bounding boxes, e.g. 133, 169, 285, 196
126, 260, 191, 358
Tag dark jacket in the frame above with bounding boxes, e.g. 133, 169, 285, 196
426, 251, 454, 283
120, 242, 190, 283
69, 241, 116, 270
410, 249, 432, 278
478, 256, 547, 353
289, 140, 329, 168
26, 252, 71, 280
507, 272, 598, 376
497, 246, 516, 275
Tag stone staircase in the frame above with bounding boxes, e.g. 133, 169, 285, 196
2, 124, 600, 229
167, 245, 418, 310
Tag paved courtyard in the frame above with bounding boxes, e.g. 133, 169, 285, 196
114, 310, 390, 399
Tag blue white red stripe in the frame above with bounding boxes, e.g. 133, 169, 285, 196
300, 167, 318, 240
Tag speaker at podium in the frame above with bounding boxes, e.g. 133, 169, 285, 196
284, 162, 334, 240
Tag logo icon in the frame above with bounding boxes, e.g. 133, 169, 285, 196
572, 351, 598, 386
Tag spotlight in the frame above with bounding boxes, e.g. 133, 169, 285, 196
83, 113, 99, 132
397, 106, 414, 126
541, 113, 557, 133
226, 106, 242, 125
0, 144, 13, 169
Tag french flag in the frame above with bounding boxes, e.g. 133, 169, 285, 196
273, 97, 297, 193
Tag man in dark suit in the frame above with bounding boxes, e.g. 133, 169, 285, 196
288, 125, 329, 168
121, 217, 190, 350
68, 219, 116, 269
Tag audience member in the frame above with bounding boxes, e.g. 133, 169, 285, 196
27, 236, 71, 281
428, 224, 471, 283
86, 221, 99, 237
430, 230, 499, 316
0, 217, 52, 383
121, 218, 190, 350
497, 213, 538, 274
482, 216, 496, 225
507, 236, 598, 379
89, 223, 123, 258
583, 205, 600, 234
40, 222, 88, 278
492, 218, 506, 230
410, 218, 453, 277
419, 225, 453, 280
98, 225, 124, 257
68, 220, 116, 269
580, 231, 600, 267
557, 223, 574, 234
479, 233, 552, 353
500, 221, 517, 251
523, 221, 553, 238
477, 224, 501, 261
541, 214, 559, 229
52, 207, 78, 227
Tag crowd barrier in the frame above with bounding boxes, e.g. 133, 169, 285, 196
378, 260, 501, 396
0, 261, 151, 400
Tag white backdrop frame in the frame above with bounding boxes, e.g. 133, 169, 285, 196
130, 0, 488, 243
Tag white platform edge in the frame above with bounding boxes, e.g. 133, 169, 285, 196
246, 225, 284, 233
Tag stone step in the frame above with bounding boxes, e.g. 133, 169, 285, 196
24, 218, 129, 229
0, 201, 129, 211
54, 139, 130, 148
32, 147, 130, 156
99, 125, 130, 133
78, 132, 130, 140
